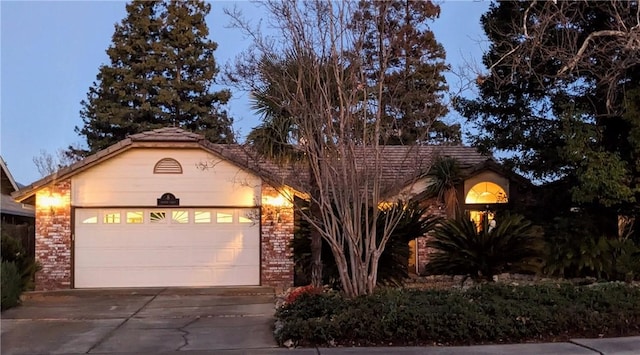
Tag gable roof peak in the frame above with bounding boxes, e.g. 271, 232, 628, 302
1, 155, 20, 193
129, 127, 204, 142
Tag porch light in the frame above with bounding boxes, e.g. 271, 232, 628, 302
262, 189, 293, 225
39, 192, 63, 209
262, 189, 293, 208
37, 189, 66, 213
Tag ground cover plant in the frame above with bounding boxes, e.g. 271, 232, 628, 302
274, 283, 640, 347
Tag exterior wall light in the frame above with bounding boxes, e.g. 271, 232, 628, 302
37, 190, 65, 213
262, 189, 293, 225
261, 189, 293, 208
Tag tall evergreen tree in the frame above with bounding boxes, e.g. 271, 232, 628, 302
76, 0, 234, 155
354, 0, 456, 145
455, 1, 640, 213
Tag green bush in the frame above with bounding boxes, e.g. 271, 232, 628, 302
292, 201, 440, 287
1, 232, 40, 292
425, 213, 543, 281
609, 238, 640, 281
275, 283, 640, 346
1, 232, 25, 262
543, 214, 640, 280
1, 261, 22, 310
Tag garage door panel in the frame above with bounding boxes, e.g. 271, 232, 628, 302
235, 248, 261, 263
76, 246, 259, 266
76, 228, 258, 249
75, 266, 258, 288
74, 208, 260, 288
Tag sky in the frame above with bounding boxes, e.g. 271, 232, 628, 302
1, 0, 490, 185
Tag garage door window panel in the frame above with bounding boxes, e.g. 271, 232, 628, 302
104, 212, 121, 224
126, 211, 144, 224
150, 211, 167, 224
172, 210, 189, 224
194, 211, 211, 224
216, 211, 233, 223
239, 209, 259, 224
78, 210, 98, 224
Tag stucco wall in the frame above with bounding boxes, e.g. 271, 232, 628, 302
71, 148, 261, 207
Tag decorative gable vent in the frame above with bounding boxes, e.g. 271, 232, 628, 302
153, 158, 183, 174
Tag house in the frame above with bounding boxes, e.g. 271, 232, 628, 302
1, 156, 36, 259
12, 127, 530, 290
407, 158, 535, 274
1, 156, 35, 225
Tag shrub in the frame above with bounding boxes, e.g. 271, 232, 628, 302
283, 285, 322, 305
274, 283, 640, 346
1, 261, 22, 310
292, 201, 440, 287
543, 213, 640, 280
1, 232, 25, 262
425, 213, 543, 281
609, 238, 640, 281
1, 232, 40, 292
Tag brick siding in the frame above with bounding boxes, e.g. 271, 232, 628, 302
260, 183, 295, 289
416, 197, 447, 275
34, 180, 72, 290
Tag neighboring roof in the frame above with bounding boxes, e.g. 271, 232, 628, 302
1, 156, 19, 195
12, 127, 492, 201
1, 194, 35, 218
1, 156, 35, 218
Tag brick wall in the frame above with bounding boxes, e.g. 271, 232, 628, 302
416, 197, 447, 275
34, 180, 72, 290
260, 183, 294, 289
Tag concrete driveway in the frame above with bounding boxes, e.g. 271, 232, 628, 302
1, 287, 284, 355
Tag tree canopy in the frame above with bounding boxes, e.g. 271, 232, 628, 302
354, 0, 456, 145
75, 0, 234, 155
456, 0, 640, 213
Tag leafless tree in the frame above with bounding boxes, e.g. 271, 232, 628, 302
227, 1, 439, 297
33, 147, 82, 177
482, 0, 639, 114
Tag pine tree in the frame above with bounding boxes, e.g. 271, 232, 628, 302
354, 0, 454, 145
76, 0, 234, 155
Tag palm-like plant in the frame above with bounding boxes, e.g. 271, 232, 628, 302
247, 57, 327, 287
425, 156, 461, 218
424, 213, 543, 281
247, 87, 302, 164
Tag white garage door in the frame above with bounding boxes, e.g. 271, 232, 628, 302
74, 208, 260, 288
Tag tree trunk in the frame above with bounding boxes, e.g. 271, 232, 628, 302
310, 221, 323, 287
309, 163, 323, 288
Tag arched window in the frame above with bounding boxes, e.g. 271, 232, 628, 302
153, 158, 182, 174
465, 182, 508, 204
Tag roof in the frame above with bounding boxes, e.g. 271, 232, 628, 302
463, 159, 533, 187
1, 156, 35, 217
12, 127, 491, 201
1, 194, 35, 218
1, 156, 19, 195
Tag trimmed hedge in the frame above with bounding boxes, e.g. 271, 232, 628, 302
274, 283, 640, 346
